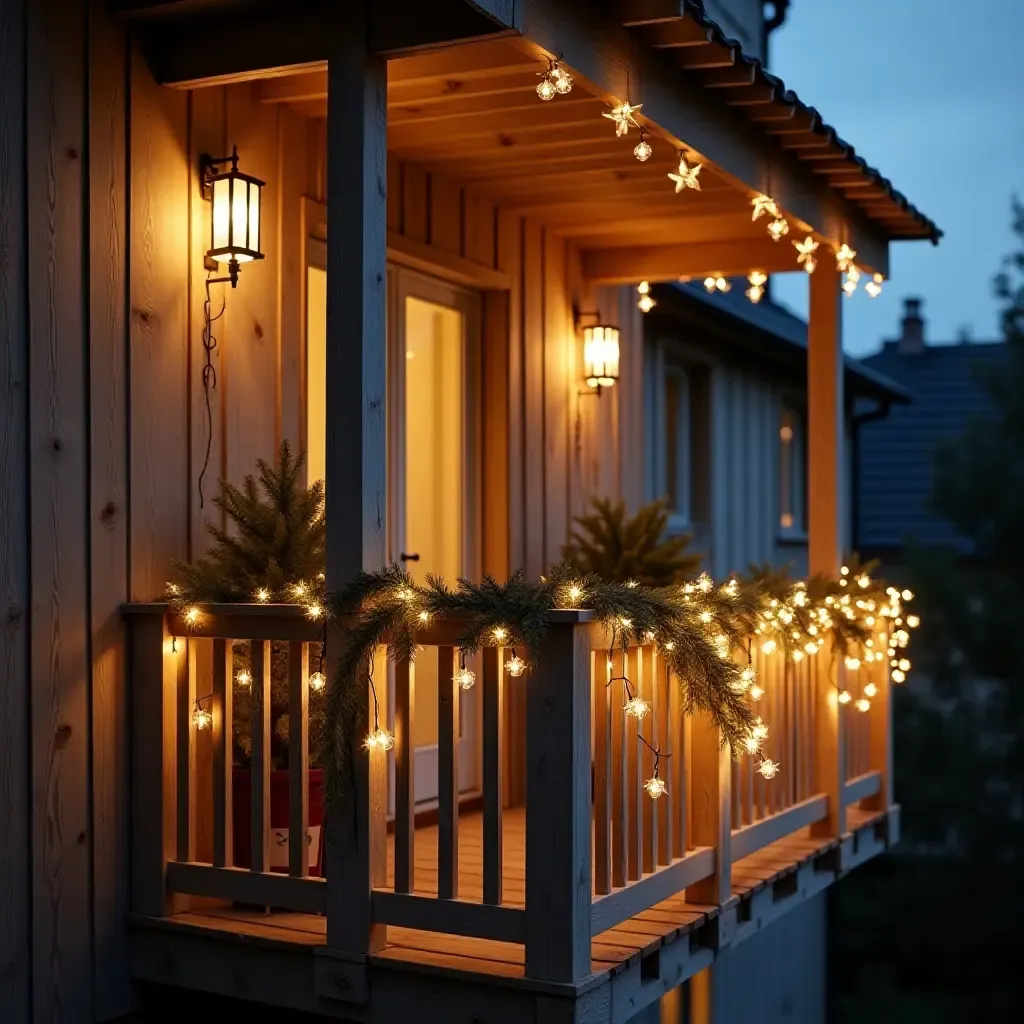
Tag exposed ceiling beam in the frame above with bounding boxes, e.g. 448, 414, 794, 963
580, 238, 815, 283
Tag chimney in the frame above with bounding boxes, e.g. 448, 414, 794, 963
898, 297, 926, 354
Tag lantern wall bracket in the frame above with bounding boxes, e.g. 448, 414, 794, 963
199, 149, 240, 199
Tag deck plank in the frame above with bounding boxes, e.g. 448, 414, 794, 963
145, 804, 891, 987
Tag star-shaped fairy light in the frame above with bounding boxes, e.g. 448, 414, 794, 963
603, 101, 642, 137
835, 243, 857, 273
746, 270, 767, 303
767, 216, 790, 242
668, 153, 702, 193
865, 272, 884, 298
758, 758, 780, 780
751, 193, 779, 221
794, 236, 819, 274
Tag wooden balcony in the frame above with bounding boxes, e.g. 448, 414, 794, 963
124, 604, 898, 1024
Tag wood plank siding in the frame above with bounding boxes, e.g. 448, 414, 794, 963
1, 6, 641, 1018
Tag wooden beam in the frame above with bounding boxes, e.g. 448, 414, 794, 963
322, 8, 388, 957
525, 622, 592, 983
580, 238, 808, 283
141, 1, 519, 88
518, 0, 891, 270
807, 268, 847, 839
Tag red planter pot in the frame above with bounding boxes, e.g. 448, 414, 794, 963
232, 768, 325, 875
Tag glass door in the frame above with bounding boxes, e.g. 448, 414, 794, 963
388, 267, 481, 804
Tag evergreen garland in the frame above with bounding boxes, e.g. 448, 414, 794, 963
324, 559, 907, 808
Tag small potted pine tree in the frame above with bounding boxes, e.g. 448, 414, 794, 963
172, 442, 328, 873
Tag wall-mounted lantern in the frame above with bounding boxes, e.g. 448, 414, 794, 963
200, 145, 264, 287
575, 304, 620, 395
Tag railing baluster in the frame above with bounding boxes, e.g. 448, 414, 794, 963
669, 668, 685, 858
867, 653, 893, 811
745, 743, 754, 826
176, 638, 196, 862
288, 641, 310, 878
394, 652, 415, 893
251, 639, 272, 873
593, 649, 612, 895
655, 652, 670, 866
626, 646, 641, 881
212, 638, 233, 868
786, 657, 796, 809
610, 663, 627, 888
437, 645, 459, 899
640, 646, 655, 876
685, 710, 731, 905
483, 647, 504, 905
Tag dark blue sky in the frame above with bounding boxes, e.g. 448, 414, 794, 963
768, 0, 1024, 356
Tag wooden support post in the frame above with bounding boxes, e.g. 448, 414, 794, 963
525, 621, 591, 983
808, 267, 847, 838
685, 711, 731, 906
322, 2, 388, 957
128, 611, 179, 917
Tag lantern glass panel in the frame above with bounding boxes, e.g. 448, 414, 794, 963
232, 180, 253, 261
211, 177, 231, 257
583, 325, 620, 387
248, 182, 260, 254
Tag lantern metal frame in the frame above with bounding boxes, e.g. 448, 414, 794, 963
200, 145, 265, 288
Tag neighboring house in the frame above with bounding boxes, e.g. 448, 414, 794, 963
856, 298, 1007, 560
0, 3, 938, 1024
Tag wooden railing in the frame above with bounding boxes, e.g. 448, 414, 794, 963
124, 604, 893, 987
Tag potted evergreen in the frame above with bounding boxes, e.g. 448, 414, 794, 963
171, 442, 328, 873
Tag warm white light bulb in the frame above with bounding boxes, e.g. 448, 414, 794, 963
644, 776, 667, 799
623, 696, 651, 719
863, 681, 878, 699
506, 653, 526, 677
536, 77, 556, 101
364, 727, 395, 752
236, 668, 252, 687
185, 606, 201, 626
865, 273, 884, 298
308, 671, 326, 693
856, 698, 871, 713
767, 217, 789, 242
306, 603, 322, 620
634, 137, 652, 162
552, 66, 573, 95
455, 666, 476, 690
255, 587, 270, 603
758, 758, 780, 780
749, 683, 764, 701
193, 703, 212, 731
493, 626, 507, 643
838, 689, 852, 704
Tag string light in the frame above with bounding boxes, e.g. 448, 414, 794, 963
363, 658, 394, 752
506, 649, 526, 677
835, 244, 857, 273
167, 582, 181, 596
863, 681, 878, 698
668, 153, 702, 192
306, 603, 323, 620
418, 610, 430, 624
624, 695, 652, 719
633, 129, 652, 163
493, 626, 508, 643
843, 265, 861, 297
308, 671, 326, 693
255, 587, 270, 603
855, 698, 871, 713
455, 653, 476, 691
751, 194, 779, 221
865, 273, 884, 298
644, 775, 667, 799
767, 216, 790, 242
192, 696, 212, 731
565, 583, 583, 605
536, 58, 572, 100
637, 280, 656, 313
758, 758, 780, 780
794, 236, 818, 274
749, 682, 764, 701
704, 275, 730, 293
603, 101, 642, 137
746, 270, 768, 304
185, 606, 201, 627
236, 667, 252, 687
291, 581, 308, 599
838, 689, 852, 704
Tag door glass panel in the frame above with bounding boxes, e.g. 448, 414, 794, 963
404, 295, 464, 750
306, 264, 327, 487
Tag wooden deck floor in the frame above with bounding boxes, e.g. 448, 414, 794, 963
139, 805, 888, 988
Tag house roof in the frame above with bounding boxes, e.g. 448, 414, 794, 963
857, 336, 1007, 550
648, 280, 909, 405
624, 1, 941, 244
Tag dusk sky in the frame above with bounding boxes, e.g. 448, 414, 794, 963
767, 0, 1024, 356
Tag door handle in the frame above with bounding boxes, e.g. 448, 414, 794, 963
400, 552, 420, 562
